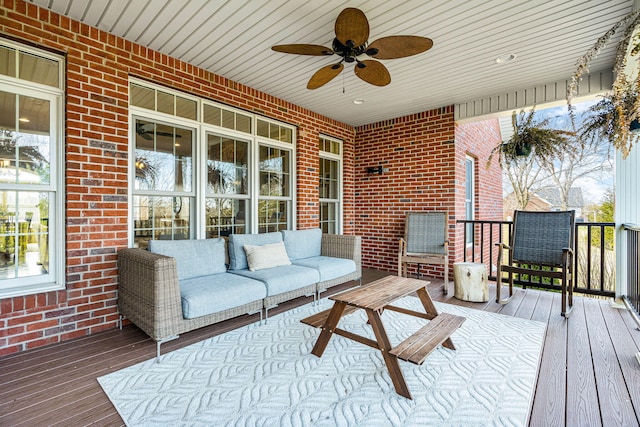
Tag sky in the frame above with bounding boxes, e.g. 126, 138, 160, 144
510, 99, 615, 206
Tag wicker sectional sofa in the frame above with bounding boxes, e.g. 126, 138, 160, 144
117, 229, 361, 358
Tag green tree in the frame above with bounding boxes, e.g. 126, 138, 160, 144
596, 188, 615, 250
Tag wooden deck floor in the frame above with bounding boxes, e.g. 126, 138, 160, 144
1, 269, 640, 426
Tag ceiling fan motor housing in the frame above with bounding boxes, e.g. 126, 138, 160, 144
332, 37, 368, 62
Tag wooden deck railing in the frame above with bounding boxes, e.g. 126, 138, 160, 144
623, 224, 640, 328
457, 219, 616, 297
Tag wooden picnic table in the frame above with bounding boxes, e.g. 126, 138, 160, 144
301, 275, 465, 399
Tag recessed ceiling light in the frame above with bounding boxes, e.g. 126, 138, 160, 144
353, 99, 365, 105
495, 53, 517, 64
18, 117, 30, 122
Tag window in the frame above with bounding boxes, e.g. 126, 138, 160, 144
132, 118, 195, 244
130, 80, 295, 245
465, 156, 475, 245
319, 136, 342, 234
206, 133, 249, 237
0, 39, 64, 298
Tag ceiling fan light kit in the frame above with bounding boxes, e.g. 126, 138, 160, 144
271, 8, 433, 90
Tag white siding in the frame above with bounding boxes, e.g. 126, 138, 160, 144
615, 145, 640, 298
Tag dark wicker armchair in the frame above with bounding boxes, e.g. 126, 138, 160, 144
398, 211, 449, 294
496, 210, 576, 317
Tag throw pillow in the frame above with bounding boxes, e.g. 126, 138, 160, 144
244, 242, 291, 271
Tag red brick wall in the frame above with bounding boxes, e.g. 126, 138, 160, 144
0, 0, 354, 356
354, 108, 457, 276
353, 112, 503, 276
454, 119, 504, 272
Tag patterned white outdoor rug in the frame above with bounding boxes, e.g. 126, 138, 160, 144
98, 297, 546, 427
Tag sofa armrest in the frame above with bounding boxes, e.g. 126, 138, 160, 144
117, 248, 184, 342
321, 234, 362, 269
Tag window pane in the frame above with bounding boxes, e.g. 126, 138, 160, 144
0, 91, 16, 130
0, 191, 50, 279
256, 119, 269, 138
19, 52, 58, 87
131, 84, 155, 110
320, 158, 338, 201
134, 119, 193, 192
132, 195, 191, 247
175, 96, 196, 120
0, 96, 50, 185
259, 146, 289, 197
222, 110, 234, 129
206, 198, 247, 237
236, 114, 251, 133
281, 127, 292, 143
203, 104, 222, 126
258, 200, 287, 233
207, 134, 248, 195
157, 91, 173, 115
0, 46, 16, 78
320, 201, 336, 234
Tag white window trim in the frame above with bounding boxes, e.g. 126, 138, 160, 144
0, 39, 65, 298
465, 155, 475, 247
319, 135, 343, 234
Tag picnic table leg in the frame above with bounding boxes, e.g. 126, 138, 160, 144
311, 301, 347, 357
366, 309, 412, 399
416, 287, 456, 351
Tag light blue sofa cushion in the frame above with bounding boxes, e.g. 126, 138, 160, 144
148, 238, 227, 281
293, 256, 357, 282
230, 265, 319, 297
179, 273, 266, 319
228, 232, 283, 270
281, 229, 322, 261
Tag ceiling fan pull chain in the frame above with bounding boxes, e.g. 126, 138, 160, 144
342, 69, 345, 94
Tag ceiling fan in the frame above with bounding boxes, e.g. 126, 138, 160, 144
271, 8, 433, 89
136, 123, 182, 140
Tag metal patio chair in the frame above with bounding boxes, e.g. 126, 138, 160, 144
398, 211, 449, 294
496, 210, 576, 317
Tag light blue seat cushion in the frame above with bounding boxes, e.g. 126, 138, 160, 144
293, 256, 357, 282
228, 232, 283, 270
281, 229, 322, 261
148, 238, 226, 280
179, 273, 266, 319
230, 265, 319, 297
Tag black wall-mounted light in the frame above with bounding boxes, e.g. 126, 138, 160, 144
366, 166, 384, 175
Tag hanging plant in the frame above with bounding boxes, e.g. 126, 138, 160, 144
567, 10, 640, 158
488, 109, 573, 166
580, 87, 640, 158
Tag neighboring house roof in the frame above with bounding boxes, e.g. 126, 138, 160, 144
503, 192, 552, 219
535, 188, 584, 209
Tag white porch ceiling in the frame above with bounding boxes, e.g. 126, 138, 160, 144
29, 0, 635, 126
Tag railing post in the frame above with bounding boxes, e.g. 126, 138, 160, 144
623, 224, 640, 330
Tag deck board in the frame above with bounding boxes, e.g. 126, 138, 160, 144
566, 297, 602, 427
0, 269, 639, 427
529, 293, 567, 427
585, 298, 637, 426
602, 307, 640, 425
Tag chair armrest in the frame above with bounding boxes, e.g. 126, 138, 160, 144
495, 242, 512, 251
117, 248, 184, 341
321, 234, 361, 264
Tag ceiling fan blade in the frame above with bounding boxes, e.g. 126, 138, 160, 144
367, 36, 434, 60
335, 8, 369, 47
354, 60, 391, 86
271, 44, 334, 56
307, 63, 344, 89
